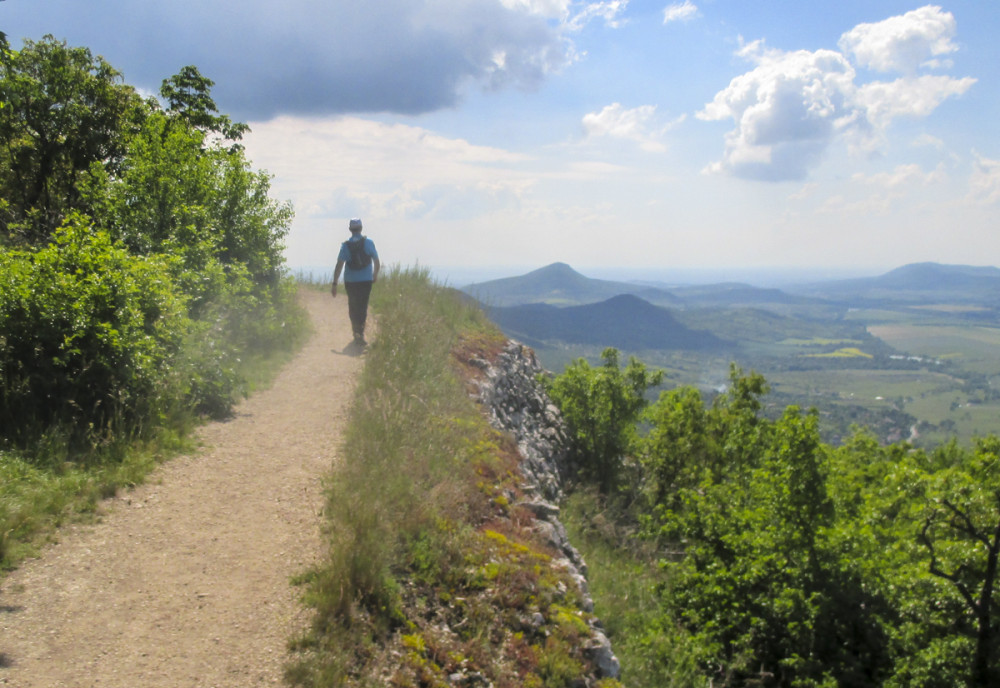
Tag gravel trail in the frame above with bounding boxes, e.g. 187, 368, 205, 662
0, 288, 360, 687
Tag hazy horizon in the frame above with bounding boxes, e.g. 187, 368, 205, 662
291, 260, 946, 289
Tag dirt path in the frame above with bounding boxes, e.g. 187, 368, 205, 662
0, 289, 361, 687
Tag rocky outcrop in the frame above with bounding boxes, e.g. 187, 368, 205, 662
475, 341, 570, 502
474, 340, 620, 682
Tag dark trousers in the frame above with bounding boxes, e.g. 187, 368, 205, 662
345, 280, 373, 338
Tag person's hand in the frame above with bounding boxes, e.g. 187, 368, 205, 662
330, 283, 338, 297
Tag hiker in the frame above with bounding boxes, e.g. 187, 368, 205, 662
331, 217, 380, 346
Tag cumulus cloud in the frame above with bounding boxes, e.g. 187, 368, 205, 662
698, 43, 858, 180
582, 103, 681, 152
699, 6, 975, 182
240, 115, 542, 263
663, 1, 698, 25
838, 5, 958, 74
3, 0, 620, 119
856, 74, 976, 128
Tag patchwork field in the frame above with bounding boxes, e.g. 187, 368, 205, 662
868, 324, 1000, 374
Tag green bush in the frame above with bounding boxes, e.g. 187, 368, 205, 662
542, 348, 662, 493
0, 217, 190, 450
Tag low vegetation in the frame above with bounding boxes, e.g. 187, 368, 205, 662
286, 268, 620, 688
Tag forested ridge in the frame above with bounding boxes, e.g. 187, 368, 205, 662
0, 36, 305, 569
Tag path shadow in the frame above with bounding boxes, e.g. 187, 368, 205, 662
0, 652, 11, 668
332, 340, 367, 358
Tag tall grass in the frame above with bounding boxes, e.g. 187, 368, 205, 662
562, 490, 705, 688
287, 266, 499, 682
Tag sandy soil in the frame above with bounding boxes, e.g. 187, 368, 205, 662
0, 288, 362, 687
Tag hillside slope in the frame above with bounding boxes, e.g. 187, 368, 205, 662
488, 293, 729, 351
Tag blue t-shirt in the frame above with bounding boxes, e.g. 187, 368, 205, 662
338, 236, 379, 282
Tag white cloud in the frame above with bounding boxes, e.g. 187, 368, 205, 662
582, 103, 679, 152
838, 5, 958, 74
663, 1, 698, 25
856, 74, 976, 128
912, 132, 946, 150
500, 0, 628, 29
242, 114, 611, 267
700, 8, 975, 182
565, 1, 630, 32
698, 45, 858, 180
968, 153, 1000, 204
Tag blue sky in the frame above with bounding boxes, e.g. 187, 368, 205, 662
4, 1, 998, 283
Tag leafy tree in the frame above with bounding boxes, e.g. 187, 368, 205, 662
550, 346, 1000, 686
654, 407, 892, 687
709, 363, 771, 480
0, 36, 144, 244
638, 385, 713, 509
160, 65, 248, 142
544, 347, 662, 492
914, 437, 1000, 687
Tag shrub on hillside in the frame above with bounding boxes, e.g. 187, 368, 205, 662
0, 218, 191, 450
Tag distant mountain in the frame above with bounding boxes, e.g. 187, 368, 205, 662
462, 262, 681, 307
789, 262, 1000, 306
669, 282, 826, 308
462, 262, 836, 311
486, 294, 728, 351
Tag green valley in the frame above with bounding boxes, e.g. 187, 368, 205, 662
463, 262, 1000, 447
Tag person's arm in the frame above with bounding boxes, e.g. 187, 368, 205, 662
331, 259, 345, 297
372, 256, 381, 283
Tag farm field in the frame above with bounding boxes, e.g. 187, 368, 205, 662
869, 324, 1000, 375
769, 368, 958, 403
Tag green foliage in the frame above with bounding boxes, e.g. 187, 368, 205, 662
543, 347, 663, 492
905, 436, 1000, 686
0, 217, 190, 448
548, 348, 1000, 686
0, 36, 145, 244
159, 65, 249, 142
638, 386, 713, 509
90, 107, 292, 307
0, 35, 297, 442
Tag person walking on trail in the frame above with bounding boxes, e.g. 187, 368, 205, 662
331, 217, 380, 346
